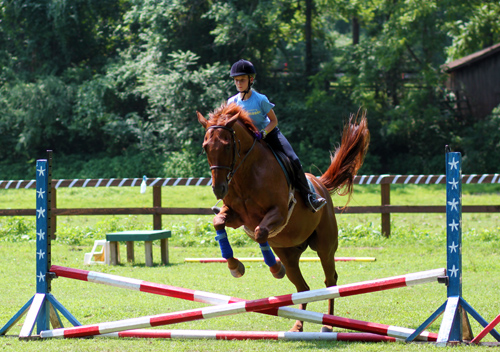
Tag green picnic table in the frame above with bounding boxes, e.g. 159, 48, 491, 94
106, 230, 172, 267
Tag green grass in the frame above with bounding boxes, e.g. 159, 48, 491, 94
1, 244, 499, 351
0, 184, 499, 351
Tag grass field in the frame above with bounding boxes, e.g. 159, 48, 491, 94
0, 184, 499, 351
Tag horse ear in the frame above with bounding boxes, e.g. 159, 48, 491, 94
226, 112, 240, 128
197, 111, 208, 129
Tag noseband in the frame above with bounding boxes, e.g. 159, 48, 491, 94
205, 124, 257, 183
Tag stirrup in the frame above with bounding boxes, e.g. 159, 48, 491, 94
307, 194, 326, 213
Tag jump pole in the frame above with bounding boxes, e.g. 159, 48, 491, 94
0, 152, 80, 339
406, 149, 500, 345
471, 314, 500, 344
102, 329, 398, 342
40, 267, 444, 338
184, 257, 376, 263
50, 265, 438, 341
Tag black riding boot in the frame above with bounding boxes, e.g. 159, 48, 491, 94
292, 160, 327, 213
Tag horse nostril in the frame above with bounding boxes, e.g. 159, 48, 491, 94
212, 183, 228, 199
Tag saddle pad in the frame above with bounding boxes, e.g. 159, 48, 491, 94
268, 147, 294, 187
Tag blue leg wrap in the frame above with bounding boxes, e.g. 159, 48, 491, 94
215, 229, 233, 259
259, 242, 277, 267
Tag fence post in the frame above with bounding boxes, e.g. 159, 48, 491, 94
381, 182, 391, 237
153, 186, 168, 264
153, 186, 162, 230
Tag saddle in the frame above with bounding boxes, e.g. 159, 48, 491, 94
269, 146, 319, 197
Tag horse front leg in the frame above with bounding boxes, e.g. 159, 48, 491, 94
255, 206, 286, 279
258, 242, 286, 279
213, 206, 245, 278
254, 205, 285, 243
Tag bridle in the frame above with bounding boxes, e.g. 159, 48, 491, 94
204, 124, 257, 184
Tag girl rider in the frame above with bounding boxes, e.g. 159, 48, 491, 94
227, 59, 326, 213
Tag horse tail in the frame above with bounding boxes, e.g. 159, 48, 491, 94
319, 111, 370, 206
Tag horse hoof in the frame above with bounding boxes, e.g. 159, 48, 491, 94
229, 261, 245, 278
289, 321, 304, 332
270, 262, 286, 279
320, 326, 333, 333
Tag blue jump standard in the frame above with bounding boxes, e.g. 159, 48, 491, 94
406, 150, 500, 345
0, 157, 80, 339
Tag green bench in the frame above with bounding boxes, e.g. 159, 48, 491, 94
106, 230, 172, 267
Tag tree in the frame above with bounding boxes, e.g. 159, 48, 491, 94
446, 2, 500, 60
0, 0, 129, 79
1, 0, 498, 178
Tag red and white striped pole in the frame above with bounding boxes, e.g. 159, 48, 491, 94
103, 329, 398, 342
41, 267, 445, 338
50, 265, 438, 341
51, 265, 235, 305
471, 314, 500, 344
184, 257, 376, 263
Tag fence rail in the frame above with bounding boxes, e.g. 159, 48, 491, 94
1, 174, 499, 237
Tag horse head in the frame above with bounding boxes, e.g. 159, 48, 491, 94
197, 106, 242, 199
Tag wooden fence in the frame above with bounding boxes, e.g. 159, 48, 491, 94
1, 174, 499, 237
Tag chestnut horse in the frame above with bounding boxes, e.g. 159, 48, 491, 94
197, 103, 369, 332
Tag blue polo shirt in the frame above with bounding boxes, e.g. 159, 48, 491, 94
228, 90, 275, 130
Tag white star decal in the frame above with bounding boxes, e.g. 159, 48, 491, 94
448, 178, 458, 190
37, 166, 45, 176
37, 229, 45, 241
37, 188, 45, 199
448, 198, 459, 211
449, 241, 459, 253
449, 265, 459, 278
36, 207, 46, 218
37, 271, 45, 282
37, 249, 45, 259
448, 158, 459, 170
448, 219, 459, 232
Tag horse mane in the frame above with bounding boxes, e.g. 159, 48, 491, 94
207, 103, 259, 134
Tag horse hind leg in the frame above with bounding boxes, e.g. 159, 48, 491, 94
272, 246, 310, 332
313, 234, 339, 332
311, 251, 338, 332
320, 271, 338, 332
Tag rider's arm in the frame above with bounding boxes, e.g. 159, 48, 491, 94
264, 109, 278, 135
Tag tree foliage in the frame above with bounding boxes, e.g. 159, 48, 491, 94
0, 0, 499, 179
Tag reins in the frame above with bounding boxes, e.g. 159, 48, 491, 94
206, 124, 258, 185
